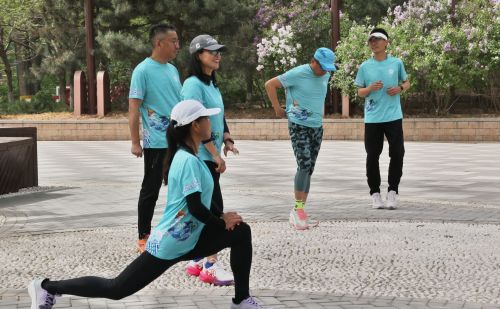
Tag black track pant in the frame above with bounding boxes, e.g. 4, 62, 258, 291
137, 148, 166, 239
364, 119, 405, 195
43, 222, 252, 303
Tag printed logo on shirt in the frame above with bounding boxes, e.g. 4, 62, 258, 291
129, 88, 143, 97
211, 132, 222, 149
183, 178, 201, 195
146, 229, 164, 255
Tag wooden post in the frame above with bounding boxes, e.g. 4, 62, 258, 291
73, 70, 87, 117
97, 71, 110, 117
342, 95, 350, 118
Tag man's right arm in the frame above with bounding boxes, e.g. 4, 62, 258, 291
129, 98, 143, 157
264, 77, 286, 118
358, 82, 383, 98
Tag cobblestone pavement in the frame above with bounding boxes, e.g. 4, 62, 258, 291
1, 141, 500, 309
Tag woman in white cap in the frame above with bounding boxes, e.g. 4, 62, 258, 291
181, 34, 239, 286
27, 100, 267, 309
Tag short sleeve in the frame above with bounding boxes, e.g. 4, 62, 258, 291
179, 158, 203, 197
181, 78, 204, 104
354, 65, 365, 87
398, 60, 408, 82
129, 67, 146, 100
278, 66, 301, 88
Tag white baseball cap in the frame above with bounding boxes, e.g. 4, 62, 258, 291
171, 100, 220, 127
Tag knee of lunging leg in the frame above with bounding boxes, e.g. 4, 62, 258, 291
235, 222, 252, 242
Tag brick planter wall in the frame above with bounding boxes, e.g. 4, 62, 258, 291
0, 118, 498, 142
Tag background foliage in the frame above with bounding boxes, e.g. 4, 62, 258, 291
0, 0, 498, 115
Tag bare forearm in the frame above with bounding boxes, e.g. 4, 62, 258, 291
357, 87, 371, 98
128, 101, 141, 145
265, 80, 281, 110
401, 80, 410, 92
204, 141, 220, 159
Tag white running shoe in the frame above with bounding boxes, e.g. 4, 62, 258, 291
230, 296, 268, 309
371, 192, 385, 209
386, 190, 398, 210
289, 208, 308, 230
28, 279, 58, 309
199, 261, 234, 286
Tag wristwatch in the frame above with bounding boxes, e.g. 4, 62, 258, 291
399, 85, 404, 92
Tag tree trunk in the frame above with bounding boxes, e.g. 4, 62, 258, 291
58, 71, 66, 106
0, 49, 15, 103
14, 41, 40, 96
245, 69, 253, 103
0, 27, 15, 103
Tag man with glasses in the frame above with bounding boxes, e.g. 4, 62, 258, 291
128, 23, 182, 252
265, 47, 336, 230
355, 27, 410, 210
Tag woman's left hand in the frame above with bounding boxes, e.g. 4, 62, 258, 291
222, 212, 242, 230
223, 141, 239, 157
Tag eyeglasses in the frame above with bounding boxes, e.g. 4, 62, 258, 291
204, 50, 222, 56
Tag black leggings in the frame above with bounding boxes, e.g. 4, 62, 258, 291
43, 222, 252, 303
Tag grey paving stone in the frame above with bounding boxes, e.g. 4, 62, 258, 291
2, 141, 500, 309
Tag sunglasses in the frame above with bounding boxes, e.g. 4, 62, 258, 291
204, 50, 222, 56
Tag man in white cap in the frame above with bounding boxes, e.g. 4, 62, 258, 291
355, 27, 410, 210
265, 47, 336, 230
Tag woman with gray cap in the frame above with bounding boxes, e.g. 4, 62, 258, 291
27, 99, 268, 309
181, 34, 239, 286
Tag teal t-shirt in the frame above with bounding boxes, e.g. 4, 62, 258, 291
129, 58, 182, 148
181, 76, 224, 162
354, 55, 408, 123
146, 149, 214, 260
278, 64, 330, 128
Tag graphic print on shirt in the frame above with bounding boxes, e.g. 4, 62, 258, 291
288, 101, 311, 121
211, 131, 222, 150
366, 99, 376, 112
147, 109, 170, 131
167, 211, 198, 241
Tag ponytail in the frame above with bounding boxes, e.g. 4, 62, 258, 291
162, 119, 196, 185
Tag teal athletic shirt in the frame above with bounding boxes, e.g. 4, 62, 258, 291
181, 76, 224, 162
278, 64, 331, 128
355, 55, 408, 123
129, 57, 182, 148
146, 149, 214, 260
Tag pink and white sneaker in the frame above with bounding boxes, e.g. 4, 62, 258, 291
199, 262, 234, 286
289, 208, 309, 230
185, 259, 204, 276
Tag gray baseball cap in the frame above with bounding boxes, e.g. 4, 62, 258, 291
188, 34, 226, 54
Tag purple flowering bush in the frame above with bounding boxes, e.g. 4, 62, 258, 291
330, 0, 499, 114
255, 0, 332, 77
